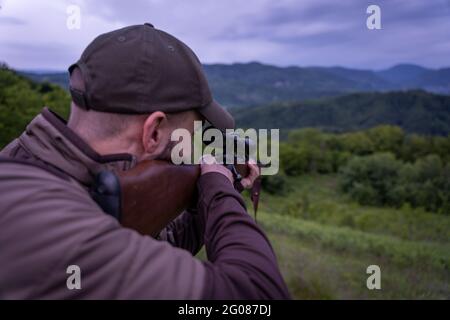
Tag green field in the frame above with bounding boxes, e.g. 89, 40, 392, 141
249, 175, 450, 299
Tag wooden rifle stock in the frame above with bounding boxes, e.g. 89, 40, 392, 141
92, 160, 251, 238
119, 160, 200, 237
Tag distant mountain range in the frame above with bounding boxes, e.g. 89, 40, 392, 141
20, 62, 450, 108
2, 66, 449, 137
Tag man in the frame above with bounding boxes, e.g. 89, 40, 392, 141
0, 24, 290, 299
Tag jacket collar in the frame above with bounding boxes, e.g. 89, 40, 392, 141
18, 107, 137, 186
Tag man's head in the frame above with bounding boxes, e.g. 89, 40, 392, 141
66, 23, 233, 161
68, 67, 202, 162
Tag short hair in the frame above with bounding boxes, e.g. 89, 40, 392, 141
67, 67, 148, 141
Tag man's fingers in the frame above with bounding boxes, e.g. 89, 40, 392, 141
200, 154, 217, 165
240, 163, 260, 189
200, 155, 234, 184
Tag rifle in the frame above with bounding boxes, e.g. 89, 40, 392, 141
91, 134, 261, 238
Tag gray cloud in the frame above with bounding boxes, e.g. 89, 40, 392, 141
0, 16, 26, 25
2, 41, 77, 70
0, 0, 449, 70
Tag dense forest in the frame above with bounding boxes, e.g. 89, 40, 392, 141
231, 90, 450, 136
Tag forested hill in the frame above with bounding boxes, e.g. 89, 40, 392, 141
0, 65, 70, 147
230, 90, 450, 136
20, 62, 450, 108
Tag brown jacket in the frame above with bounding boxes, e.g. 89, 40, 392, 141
0, 107, 290, 299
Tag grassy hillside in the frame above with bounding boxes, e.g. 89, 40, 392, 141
196, 174, 450, 299
242, 126, 448, 299
231, 90, 450, 136
249, 175, 449, 299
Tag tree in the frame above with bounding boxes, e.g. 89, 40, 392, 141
366, 125, 404, 153
0, 68, 70, 148
339, 153, 402, 206
338, 132, 374, 155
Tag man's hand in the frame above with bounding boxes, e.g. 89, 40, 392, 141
200, 155, 234, 184
240, 162, 260, 189
200, 155, 260, 189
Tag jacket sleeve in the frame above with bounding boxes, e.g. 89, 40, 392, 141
198, 173, 291, 299
156, 209, 205, 255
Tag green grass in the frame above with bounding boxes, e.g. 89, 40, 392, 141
259, 212, 450, 271
266, 232, 449, 299
241, 174, 450, 299
258, 175, 450, 243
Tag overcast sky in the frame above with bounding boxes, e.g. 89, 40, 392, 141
0, 0, 449, 71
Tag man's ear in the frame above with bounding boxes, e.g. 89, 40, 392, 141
142, 111, 168, 155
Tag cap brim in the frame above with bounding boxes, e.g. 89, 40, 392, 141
198, 100, 235, 131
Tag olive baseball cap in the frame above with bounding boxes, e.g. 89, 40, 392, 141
68, 23, 234, 130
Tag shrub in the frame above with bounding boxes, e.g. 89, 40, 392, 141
338, 132, 374, 155
366, 125, 404, 153
340, 153, 450, 214
261, 174, 287, 195
280, 143, 307, 176
339, 153, 402, 206
399, 155, 450, 214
